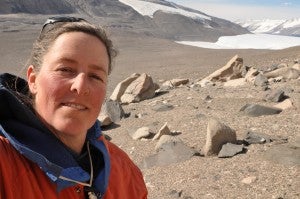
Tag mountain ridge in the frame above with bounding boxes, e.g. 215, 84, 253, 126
0, 0, 249, 42
236, 18, 300, 37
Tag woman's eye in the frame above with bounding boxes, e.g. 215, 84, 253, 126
90, 74, 103, 81
56, 67, 76, 76
58, 67, 72, 72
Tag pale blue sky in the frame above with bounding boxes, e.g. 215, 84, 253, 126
172, 0, 300, 21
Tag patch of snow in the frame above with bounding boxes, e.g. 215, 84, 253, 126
176, 34, 300, 50
119, 0, 211, 20
282, 18, 300, 29
236, 18, 300, 34
236, 19, 285, 33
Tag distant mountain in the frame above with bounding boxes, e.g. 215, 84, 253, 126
236, 18, 300, 37
116, 0, 250, 41
0, 0, 249, 41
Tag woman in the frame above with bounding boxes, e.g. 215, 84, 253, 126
0, 16, 147, 199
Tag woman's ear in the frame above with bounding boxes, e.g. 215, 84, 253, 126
27, 65, 37, 94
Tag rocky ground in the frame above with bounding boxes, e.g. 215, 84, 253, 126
104, 49, 300, 199
0, 15, 299, 199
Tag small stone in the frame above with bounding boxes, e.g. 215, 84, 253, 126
131, 127, 151, 140
218, 143, 244, 158
265, 89, 285, 102
254, 74, 268, 87
169, 190, 182, 198
244, 131, 271, 145
152, 103, 174, 112
241, 176, 257, 184
152, 122, 171, 140
162, 78, 189, 88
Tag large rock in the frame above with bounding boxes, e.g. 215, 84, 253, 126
223, 78, 246, 87
265, 89, 285, 102
218, 143, 244, 158
98, 100, 125, 126
155, 135, 179, 151
264, 67, 300, 79
131, 127, 151, 140
120, 73, 156, 104
142, 135, 196, 168
202, 119, 237, 156
199, 55, 243, 84
110, 73, 140, 101
245, 67, 259, 83
254, 73, 268, 87
273, 99, 294, 110
240, 104, 282, 117
292, 63, 300, 70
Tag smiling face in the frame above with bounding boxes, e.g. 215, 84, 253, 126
27, 32, 109, 150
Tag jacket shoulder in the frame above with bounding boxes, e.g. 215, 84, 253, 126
0, 136, 16, 161
102, 139, 148, 199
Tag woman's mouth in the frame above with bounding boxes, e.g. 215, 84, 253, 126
62, 103, 87, 110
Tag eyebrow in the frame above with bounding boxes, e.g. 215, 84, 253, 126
59, 57, 108, 74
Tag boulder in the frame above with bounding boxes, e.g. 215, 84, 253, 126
202, 119, 237, 156
223, 78, 246, 87
292, 63, 300, 70
265, 89, 285, 102
121, 73, 156, 104
244, 67, 259, 83
218, 143, 244, 158
254, 73, 268, 87
197, 79, 215, 87
199, 55, 243, 83
264, 67, 300, 79
142, 135, 196, 168
98, 100, 125, 126
240, 104, 282, 117
273, 99, 294, 110
155, 135, 179, 151
110, 73, 140, 101
131, 127, 151, 140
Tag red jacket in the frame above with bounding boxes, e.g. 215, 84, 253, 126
0, 136, 148, 199
0, 73, 147, 199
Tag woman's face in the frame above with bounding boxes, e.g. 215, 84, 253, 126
27, 32, 109, 141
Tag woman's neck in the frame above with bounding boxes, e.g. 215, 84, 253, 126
53, 131, 86, 154
35, 111, 87, 154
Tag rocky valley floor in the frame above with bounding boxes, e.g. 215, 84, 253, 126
0, 16, 299, 199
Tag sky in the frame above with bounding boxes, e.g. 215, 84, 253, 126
171, 0, 300, 21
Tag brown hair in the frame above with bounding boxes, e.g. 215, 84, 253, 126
26, 20, 117, 74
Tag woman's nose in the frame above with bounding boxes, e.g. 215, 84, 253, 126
70, 73, 90, 95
